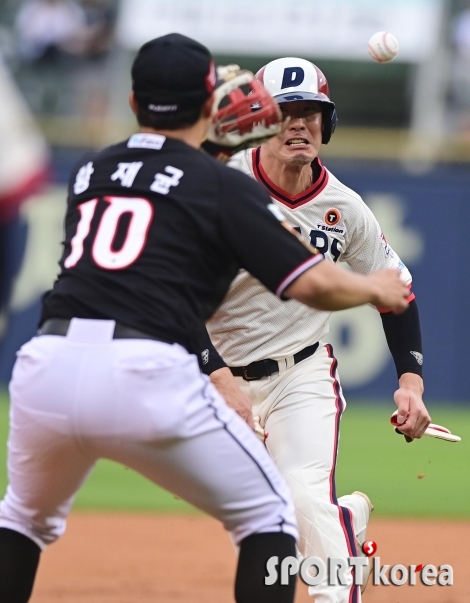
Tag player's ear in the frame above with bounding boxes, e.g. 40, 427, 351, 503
201, 93, 215, 119
129, 92, 139, 116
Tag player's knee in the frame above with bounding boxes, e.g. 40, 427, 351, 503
0, 497, 66, 550
283, 470, 331, 510
228, 495, 298, 546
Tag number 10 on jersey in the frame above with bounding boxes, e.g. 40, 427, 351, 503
64, 197, 154, 270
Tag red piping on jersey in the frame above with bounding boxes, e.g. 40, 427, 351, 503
377, 284, 415, 313
251, 148, 329, 208
275, 254, 324, 298
325, 343, 359, 603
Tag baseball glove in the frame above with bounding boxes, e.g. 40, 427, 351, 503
203, 64, 283, 162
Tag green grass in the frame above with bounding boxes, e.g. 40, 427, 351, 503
335, 401, 470, 518
1, 389, 469, 517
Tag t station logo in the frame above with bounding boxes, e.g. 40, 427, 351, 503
265, 541, 453, 588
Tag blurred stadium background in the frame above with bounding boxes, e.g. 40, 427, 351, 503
0, 0, 469, 522
2, 0, 470, 399
0, 8, 470, 603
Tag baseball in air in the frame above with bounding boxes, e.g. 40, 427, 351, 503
367, 31, 399, 63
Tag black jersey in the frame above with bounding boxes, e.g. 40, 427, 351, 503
41, 133, 322, 354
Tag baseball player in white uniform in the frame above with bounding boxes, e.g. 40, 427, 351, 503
205, 58, 431, 603
0, 38, 412, 603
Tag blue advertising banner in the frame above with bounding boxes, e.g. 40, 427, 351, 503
327, 160, 470, 402
0, 157, 469, 402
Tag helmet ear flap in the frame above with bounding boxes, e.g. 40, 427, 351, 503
321, 106, 338, 145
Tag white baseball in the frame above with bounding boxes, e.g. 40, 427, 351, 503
367, 31, 399, 63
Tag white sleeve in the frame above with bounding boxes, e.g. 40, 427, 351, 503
342, 201, 412, 286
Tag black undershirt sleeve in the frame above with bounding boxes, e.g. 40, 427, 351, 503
198, 327, 227, 375
380, 298, 423, 379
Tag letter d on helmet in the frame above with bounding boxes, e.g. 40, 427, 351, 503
255, 57, 338, 144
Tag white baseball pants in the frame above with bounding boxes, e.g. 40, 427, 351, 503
235, 342, 366, 603
0, 319, 297, 551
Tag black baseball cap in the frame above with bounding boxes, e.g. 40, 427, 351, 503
132, 33, 216, 114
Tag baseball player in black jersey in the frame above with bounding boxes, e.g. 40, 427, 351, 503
0, 34, 410, 603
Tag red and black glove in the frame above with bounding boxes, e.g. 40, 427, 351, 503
203, 65, 283, 162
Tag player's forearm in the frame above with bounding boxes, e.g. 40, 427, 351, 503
210, 367, 254, 427
380, 299, 423, 378
285, 261, 394, 311
210, 366, 237, 391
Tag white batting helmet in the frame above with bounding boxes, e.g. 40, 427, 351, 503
255, 57, 338, 144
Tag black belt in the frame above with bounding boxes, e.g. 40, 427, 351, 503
38, 318, 168, 342
230, 342, 319, 381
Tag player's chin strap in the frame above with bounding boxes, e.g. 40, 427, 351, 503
207, 65, 283, 150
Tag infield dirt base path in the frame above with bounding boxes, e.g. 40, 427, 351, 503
30, 514, 469, 603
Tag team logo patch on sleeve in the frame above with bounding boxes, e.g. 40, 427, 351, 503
410, 351, 423, 365
325, 209, 341, 225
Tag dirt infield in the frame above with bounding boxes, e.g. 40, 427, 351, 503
30, 513, 468, 603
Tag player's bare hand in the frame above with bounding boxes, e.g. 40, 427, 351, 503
253, 415, 268, 443
210, 367, 255, 429
369, 269, 410, 314
394, 373, 431, 440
